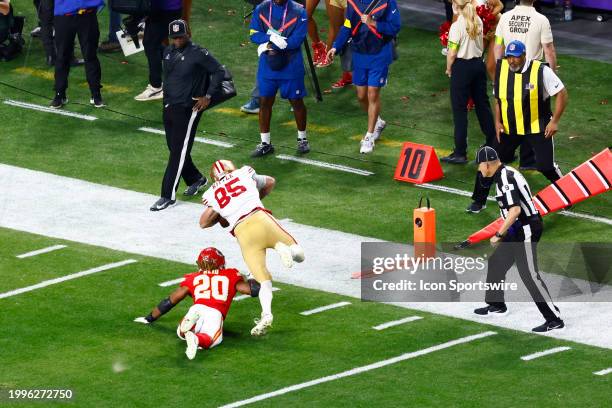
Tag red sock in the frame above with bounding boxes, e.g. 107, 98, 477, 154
196, 333, 213, 349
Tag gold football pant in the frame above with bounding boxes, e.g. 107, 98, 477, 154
234, 210, 297, 282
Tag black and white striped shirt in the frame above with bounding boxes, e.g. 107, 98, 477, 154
494, 165, 539, 223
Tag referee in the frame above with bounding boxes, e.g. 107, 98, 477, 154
473, 146, 564, 332
150, 20, 225, 211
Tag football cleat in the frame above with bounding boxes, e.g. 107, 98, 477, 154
251, 313, 273, 336
240, 97, 260, 114
466, 202, 486, 214
297, 138, 310, 154
360, 135, 375, 154
179, 309, 201, 334
210, 160, 236, 181
197, 247, 226, 271
474, 304, 508, 316
134, 84, 163, 101
532, 319, 565, 333
184, 331, 199, 360
183, 177, 208, 196
275, 242, 293, 268
372, 118, 386, 141
251, 142, 275, 158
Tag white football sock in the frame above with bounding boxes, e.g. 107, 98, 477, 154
297, 130, 307, 140
258, 280, 273, 316
260, 132, 271, 144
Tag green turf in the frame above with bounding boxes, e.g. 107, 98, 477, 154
1, 227, 610, 407
0, 0, 610, 246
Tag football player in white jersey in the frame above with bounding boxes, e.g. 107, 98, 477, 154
199, 160, 305, 336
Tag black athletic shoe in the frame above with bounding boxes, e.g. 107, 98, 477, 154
183, 177, 208, 196
251, 142, 274, 158
532, 319, 565, 332
90, 91, 105, 108
150, 197, 176, 211
466, 202, 486, 213
474, 304, 508, 316
297, 138, 310, 154
440, 152, 468, 164
50, 93, 67, 109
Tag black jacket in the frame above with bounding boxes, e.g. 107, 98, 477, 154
162, 41, 224, 107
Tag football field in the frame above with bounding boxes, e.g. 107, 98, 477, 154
1, 0, 611, 406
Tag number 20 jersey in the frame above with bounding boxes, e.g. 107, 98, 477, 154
180, 268, 243, 318
201, 166, 265, 231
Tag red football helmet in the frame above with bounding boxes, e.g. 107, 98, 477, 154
197, 247, 226, 271
210, 160, 236, 181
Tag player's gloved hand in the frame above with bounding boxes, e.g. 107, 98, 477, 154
257, 42, 269, 57
269, 33, 287, 50
133, 317, 150, 324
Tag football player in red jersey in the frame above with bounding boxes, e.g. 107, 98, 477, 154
134, 247, 261, 360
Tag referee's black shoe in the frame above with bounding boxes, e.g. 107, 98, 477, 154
150, 197, 176, 211
184, 177, 208, 196
440, 152, 468, 164
50, 93, 67, 109
466, 202, 486, 213
474, 304, 508, 316
251, 142, 274, 158
532, 319, 565, 332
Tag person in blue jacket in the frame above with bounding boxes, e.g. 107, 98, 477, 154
51, 0, 105, 109
327, 0, 400, 154
249, 0, 310, 157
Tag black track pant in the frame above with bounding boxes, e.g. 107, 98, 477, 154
485, 219, 560, 322
161, 104, 204, 200
143, 10, 182, 89
54, 12, 101, 93
471, 132, 562, 205
450, 58, 496, 157
34, 0, 55, 60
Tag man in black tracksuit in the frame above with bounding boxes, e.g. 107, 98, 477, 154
150, 19, 225, 211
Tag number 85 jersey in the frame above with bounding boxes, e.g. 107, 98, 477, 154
180, 268, 244, 318
201, 166, 266, 232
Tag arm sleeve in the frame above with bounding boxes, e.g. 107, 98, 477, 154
285, 9, 308, 50
194, 49, 224, 98
333, 21, 351, 50
494, 18, 504, 45
502, 176, 521, 208
540, 17, 553, 44
375, 0, 401, 36
250, 7, 272, 45
542, 65, 564, 97
448, 21, 461, 50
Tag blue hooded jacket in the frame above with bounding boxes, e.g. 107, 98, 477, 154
54, 0, 105, 16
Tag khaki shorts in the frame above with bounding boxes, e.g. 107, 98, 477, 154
234, 210, 297, 282
329, 0, 347, 9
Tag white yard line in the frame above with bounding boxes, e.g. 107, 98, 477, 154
520, 346, 572, 361
219, 331, 497, 408
0, 259, 137, 299
138, 127, 234, 148
159, 277, 184, 287
234, 287, 280, 301
4, 100, 98, 121
300, 301, 351, 316
16, 244, 67, 259
276, 155, 374, 176
372, 316, 423, 331
416, 182, 611, 225
593, 368, 612, 376
1, 164, 611, 349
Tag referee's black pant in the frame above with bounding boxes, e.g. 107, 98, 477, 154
485, 217, 560, 322
450, 58, 497, 157
143, 10, 182, 89
472, 132, 563, 205
54, 12, 101, 93
161, 103, 204, 200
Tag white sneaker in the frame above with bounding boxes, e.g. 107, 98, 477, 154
360, 135, 375, 154
179, 308, 200, 333
134, 84, 163, 101
251, 313, 273, 336
184, 331, 199, 360
275, 242, 293, 268
373, 118, 386, 141
290, 244, 305, 263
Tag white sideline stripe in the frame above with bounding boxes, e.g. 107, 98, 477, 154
300, 301, 351, 316
234, 287, 280, 301
417, 182, 612, 225
593, 368, 612, 376
520, 346, 572, 361
16, 244, 67, 259
137, 127, 234, 148
159, 277, 184, 287
372, 316, 423, 331
0, 259, 137, 299
276, 155, 374, 176
219, 331, 497, 408
4, 100, 98, 121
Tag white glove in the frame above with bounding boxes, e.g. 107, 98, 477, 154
133, 317, 150, 324
257, 42, 269, 57
269, 33, 287, 50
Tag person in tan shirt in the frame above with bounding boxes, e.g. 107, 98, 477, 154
442, 0, 497, 164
